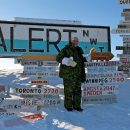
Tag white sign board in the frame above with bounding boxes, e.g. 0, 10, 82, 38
21, 60, 59, 66
24, 66, 57, 72
85, 61, 121, 67
87, 66, 116, 73
111, 28, 130, 34
82, 95, 117, 104
21, 71, 59, 77
85, 77, 126, 84
82, 85, 118, 96
86, 72, 125, 78
31, 79, 48, 85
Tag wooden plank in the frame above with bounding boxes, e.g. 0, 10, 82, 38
21, 54, 57, 61
91, 52, 114, 61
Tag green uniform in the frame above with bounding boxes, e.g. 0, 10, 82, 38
56, 44, 86, 109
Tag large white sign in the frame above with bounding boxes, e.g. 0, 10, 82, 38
0, 20, 111, 57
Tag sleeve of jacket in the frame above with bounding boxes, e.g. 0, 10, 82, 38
56, 47, 67, 63
79, 47, 87, 62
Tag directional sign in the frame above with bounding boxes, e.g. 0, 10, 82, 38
11, 87, 59, 95
121, 62, 130, 66
82, 95, 117, 104
82, 85, 118, 96
87, 66, 116, 73
85, 61, 121, 67
111, 28, 130, 34
117, 54, 130, 57
123, 36, 130, 43
119, 0, 130, 4
123, 8, 130, 12
118, 66, 129, 71
0, 99, 37, 112
21, 71, 59, 77
123, 50, 130, 54
21, 54, 57, 61
24, 66, 57, 72
125, 16, 130, 21
31, 79, 48, 85
116, 46, 130, 50
86, 72, 125, 78
0, 112, 15, 116
121, 12, 130, 16
91, 52, 114, 61
21, 60, 59, 66
85, 77, 126, 84
120, 57, 130, 62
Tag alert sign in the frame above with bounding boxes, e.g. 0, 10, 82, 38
0, 20, 111, 57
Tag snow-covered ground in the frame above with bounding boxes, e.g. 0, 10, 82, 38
0, 69, 130, 130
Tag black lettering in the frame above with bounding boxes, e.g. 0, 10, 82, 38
63, 29, 77, 43
10, 27, 26, 52
90, 38, 97, 45
29, 28, 44, 52
47, 29, 61, 52
99, 47, 104, 52
83, 30, 89, 37
0, 27, 7, 51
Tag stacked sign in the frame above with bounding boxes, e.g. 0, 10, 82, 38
112, 2, 130, 76
82, 60, 127, 104
16, 55, 60, 108
0, 54, 61, 115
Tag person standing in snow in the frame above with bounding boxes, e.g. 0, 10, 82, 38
56, 37, 87, 112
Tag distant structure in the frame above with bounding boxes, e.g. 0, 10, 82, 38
112, 1, 130, 76
13, 17, 82, 25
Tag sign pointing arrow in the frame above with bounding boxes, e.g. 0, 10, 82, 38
91, 52, 114, 61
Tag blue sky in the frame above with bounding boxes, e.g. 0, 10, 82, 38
0, 0, 129, 69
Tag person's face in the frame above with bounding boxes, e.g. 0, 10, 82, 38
72, 37, 79, 47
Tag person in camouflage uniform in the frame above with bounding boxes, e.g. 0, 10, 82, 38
56, 37, 86, 112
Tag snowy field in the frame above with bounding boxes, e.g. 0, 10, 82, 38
0, 69, 130, 130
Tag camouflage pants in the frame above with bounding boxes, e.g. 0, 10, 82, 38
63, 78, 81, 108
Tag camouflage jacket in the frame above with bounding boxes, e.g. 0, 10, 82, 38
56, 44, 86, 83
